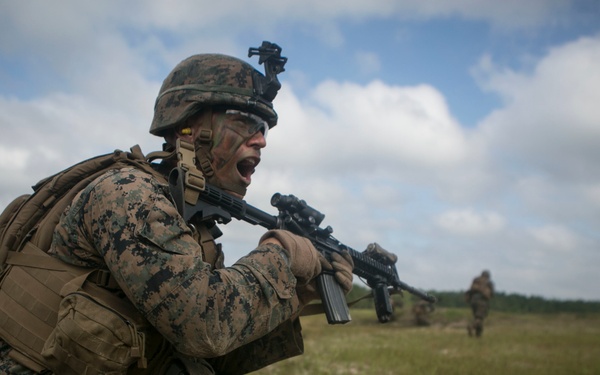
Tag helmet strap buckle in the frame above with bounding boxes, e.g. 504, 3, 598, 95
175, 139, 206, 205
193, 109, 215, 178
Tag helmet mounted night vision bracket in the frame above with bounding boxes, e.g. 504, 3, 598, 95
248, 41, 288, 104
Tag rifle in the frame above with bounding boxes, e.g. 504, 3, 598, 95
169, 167, 436, 324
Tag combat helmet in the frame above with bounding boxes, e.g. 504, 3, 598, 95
150, 41, 287, 136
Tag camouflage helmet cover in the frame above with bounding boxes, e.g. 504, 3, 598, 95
150, 52, 280, 136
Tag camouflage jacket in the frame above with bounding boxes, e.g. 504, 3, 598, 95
466, 275, 495, 301
44, 165, 304, 374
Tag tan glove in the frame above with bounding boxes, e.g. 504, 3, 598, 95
296, 278, 319, 306
296, 251, 354, 306
259, 230, 321, 285
323, 250, 354, 294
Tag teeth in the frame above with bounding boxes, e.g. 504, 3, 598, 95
237, 158, 258, 180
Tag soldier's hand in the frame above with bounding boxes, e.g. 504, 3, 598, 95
320, 251, 354, 294
295, 251, 354, 307
259, 230, 321, 285
296, 280, 319, 306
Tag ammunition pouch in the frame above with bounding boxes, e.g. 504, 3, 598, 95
0, 242, 159, 374
42, 289, 148, 375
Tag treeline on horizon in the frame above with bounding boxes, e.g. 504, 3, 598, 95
429, 290, 600, 314
346, 285, 600, 314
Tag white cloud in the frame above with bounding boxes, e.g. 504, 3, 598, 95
259, 79, 502, 208
302, 80, 468, 169
0, 147, 29, 171
475, 35, 600, 182
0, 1, 580, 62
529, 225, 579, 252
1, 1, 599, 301
0, 91, 159, 208
580, 184, 600, 208
435, 209, 506, 236
355, 51, 382, 76
471, 35, 600, 237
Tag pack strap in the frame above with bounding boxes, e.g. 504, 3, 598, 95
300, 290, 373, 317
300, 288, 401, 318
7, 251, 76, 272
6, 246, 120, 290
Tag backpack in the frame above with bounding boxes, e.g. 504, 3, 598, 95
0, 145, 169, 373
466, 276, 493, 301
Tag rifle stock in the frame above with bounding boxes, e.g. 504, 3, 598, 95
169, 167, 436, 324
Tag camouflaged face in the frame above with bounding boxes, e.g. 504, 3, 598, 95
150, 54, 278, 136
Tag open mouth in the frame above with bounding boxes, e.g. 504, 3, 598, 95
237, 158, 259, 182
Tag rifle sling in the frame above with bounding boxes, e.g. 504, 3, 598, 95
300, 289, 397, 317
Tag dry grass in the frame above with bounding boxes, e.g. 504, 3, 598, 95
253, 308, 600, 374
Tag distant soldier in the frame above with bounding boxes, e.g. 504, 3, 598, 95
412, 299, 435, 326
465, 270, 495, 337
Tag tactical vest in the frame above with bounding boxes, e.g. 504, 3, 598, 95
0, 145, 218, 374
468, 276, 493, 300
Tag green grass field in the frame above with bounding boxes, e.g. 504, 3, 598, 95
253, 307, 600, 374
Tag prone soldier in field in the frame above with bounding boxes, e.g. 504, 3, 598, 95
412, 298, 435, 326
465, 270, 495, 337
0, 42, 354, 374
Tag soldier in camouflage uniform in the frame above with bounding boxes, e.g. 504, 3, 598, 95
465, 270, 494, 338
0, 44, 354, 374
412, 299, 435, 326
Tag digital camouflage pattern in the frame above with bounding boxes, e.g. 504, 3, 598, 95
412, 300, 435, 326
468, 293, 489, 335
465, 271, 495, 337
0, 341, 32, 374
150, 54, 278, 137
0, 165, 305, 374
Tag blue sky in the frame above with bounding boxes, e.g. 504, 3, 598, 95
1, 0, 600, 301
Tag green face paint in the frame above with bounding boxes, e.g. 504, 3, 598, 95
206, 110, 267, 197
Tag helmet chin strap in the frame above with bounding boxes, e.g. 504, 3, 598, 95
173, 138, 206, 206
167, 108, 216, 207
193, 107, 215, 178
